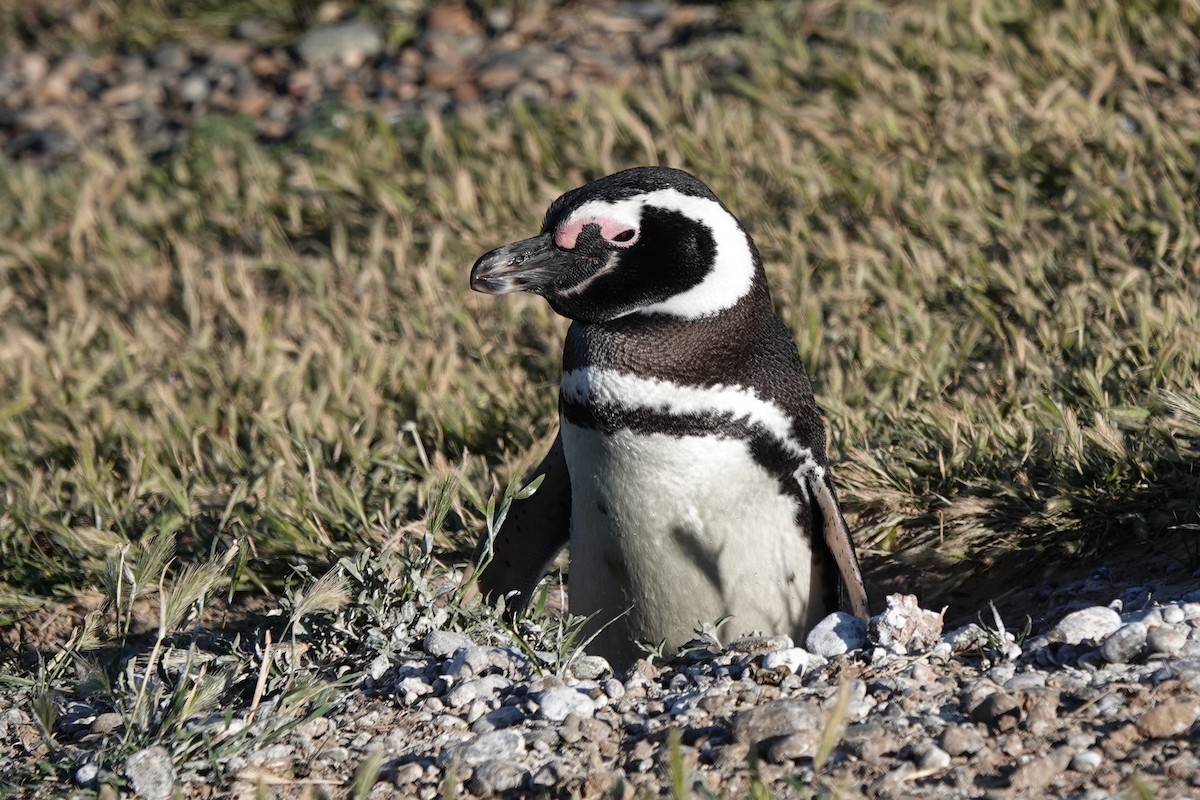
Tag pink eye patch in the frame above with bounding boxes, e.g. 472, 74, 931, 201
554, 216, 640, 250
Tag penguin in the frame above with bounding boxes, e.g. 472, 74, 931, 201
469, 166, 869, 668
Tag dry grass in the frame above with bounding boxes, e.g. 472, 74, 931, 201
4, 1, 1199, 613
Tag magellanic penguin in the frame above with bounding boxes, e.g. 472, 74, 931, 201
469, 166, 869, 669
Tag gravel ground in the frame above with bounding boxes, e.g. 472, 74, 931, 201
0, 1, 741, 164
10, 556, 1200, 799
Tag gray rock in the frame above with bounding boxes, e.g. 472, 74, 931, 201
763, 729, 820, 763
297, 20, 384, 65
470, 759, 528, 795
537, 687, 596, 722
916, 743, 951, 771
368, 653, 390, 681
125, 746, 174, 800
234, 17, 284, 44
425, 631, 468, 661
439, 729, 525, 768
568, 655, 611, 680
393, 761, 424, 785
762, 646, 823, 675
940, 724, 985, 756
1147, 625, 1188, 655
74, 762, 99, 787
472, 705, 524, 733
1101, 622, 1147, 663
806, 612, 868, 657
869, 595, 944, 654
1048, 606, 1122, 645
1070, 749, 1103, 772
732, 698, 821, 745
152, 45, 189, 71
178, 74, 209, 104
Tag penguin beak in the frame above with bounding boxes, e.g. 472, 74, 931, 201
470, 233, 562, 295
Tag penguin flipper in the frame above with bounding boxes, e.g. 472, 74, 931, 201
808, 471, 870, 620
472, 430, 572, 614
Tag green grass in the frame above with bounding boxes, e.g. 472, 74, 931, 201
1, 0, 1200, 792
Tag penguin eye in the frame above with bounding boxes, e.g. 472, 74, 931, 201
603, 227, 639, 248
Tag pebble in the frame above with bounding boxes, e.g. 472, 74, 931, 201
537, 687, 597, 722
74, 762, 99, 787
1049, 607, 1122, 645
1135, 699, 1200, 739
296, 20, 384, 65
1146, 625, 1188, 655
761, 647, 822, 675
124, 746, 175, 800
1070, 749, 1103, 772
916, 743, 952, 771
870, 594, 944, 654
424, 630, 473, 659
940, 724, 985, 756
732, 698, 820, 745
805, 612, 867, 657
439, 729, 525, 768
1101, 622, 1147, 663
469, 759, 528, 794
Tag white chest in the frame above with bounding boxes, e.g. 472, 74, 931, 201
561, 420, 824, 667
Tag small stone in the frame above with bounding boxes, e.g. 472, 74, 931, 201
234, 17, 284, 44
732, 698, 821, 746
762, 647, 821, 676
805, 612, 867, 657
1101, 622, 1147, 663
1008, 754, 1059, 791
569, 655, 611, 680
74, 762, 99, 787
439, 730, 525, 768
125, 746, 175, 800
1099, 722, 1142, 758
869, 594, 944, 654
1135, 699, 1200, 739
91, 712, 124, 735
368, 653, 390, 681
178, 74, 209, 104
469, 759, 528, 795
537, 687, 596, 722
394, 762, 424, 785
152, 44, 189, 71
1048, 607, 1122, 645
297, 20, 384, 65
940, 724, 986, 756
1070, 749, 1103, 772
916, 743, 951, 771
727, 635, 793, 657
1147, 626, 1188, 655
764, 729, 820, 763
1162, 605, 1186, 624
971, 692, 1021, 732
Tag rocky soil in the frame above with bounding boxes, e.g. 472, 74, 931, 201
0, 1, 742, 164
9, 553, 1200, 799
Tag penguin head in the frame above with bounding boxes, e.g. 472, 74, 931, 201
470, 167, 763, 323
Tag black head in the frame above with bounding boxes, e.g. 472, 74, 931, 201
470, 167, 763, 323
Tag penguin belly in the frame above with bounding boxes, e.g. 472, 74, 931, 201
561, 420, 825, 668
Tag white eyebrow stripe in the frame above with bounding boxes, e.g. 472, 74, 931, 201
561, 367, 816, 465
557, 188, 757, 320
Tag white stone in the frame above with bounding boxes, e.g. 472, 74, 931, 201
806, 611, 868, 657
537, 686, 597, 722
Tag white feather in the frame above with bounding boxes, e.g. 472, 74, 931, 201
558, 189, 756, 319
